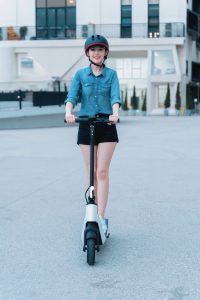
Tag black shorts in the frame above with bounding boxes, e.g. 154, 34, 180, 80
77, 115, 119, 145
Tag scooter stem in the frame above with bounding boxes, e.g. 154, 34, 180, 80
89, 123, 95, 202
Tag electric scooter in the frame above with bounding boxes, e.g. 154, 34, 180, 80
76, 116, 110, 266
65, 115, 115, 265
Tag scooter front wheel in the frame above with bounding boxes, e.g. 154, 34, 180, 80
87, 238, 96, 265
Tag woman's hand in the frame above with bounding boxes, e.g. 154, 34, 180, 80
109, 113, 119, 124
65, 113, 76, 123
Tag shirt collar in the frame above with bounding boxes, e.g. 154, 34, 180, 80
86, 64, 106, 77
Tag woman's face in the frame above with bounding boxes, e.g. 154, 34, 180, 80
87, 46, 108, 64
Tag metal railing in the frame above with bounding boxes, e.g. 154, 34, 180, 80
0, 23, 185, 41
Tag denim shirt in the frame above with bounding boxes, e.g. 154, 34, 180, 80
64, 65, 121, 116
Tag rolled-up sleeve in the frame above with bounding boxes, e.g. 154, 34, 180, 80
64, 71, 81, 107
110, 71, 121, 107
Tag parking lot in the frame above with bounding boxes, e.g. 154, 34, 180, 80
0, 115, 200, 300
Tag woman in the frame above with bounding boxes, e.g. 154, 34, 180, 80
65, 34, 121, 234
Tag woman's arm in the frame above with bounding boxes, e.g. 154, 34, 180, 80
65, 102, 75, 123
109, 103, 120, 123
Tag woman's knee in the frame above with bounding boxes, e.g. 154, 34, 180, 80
97, 168, 108, 181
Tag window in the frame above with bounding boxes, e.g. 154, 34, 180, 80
57, 8, 65, 26
47, 8, 56, 26
151, 50, 176, 75
193, 0, 200, 14
36, 0, 76, 39
192, 62, 200, 82
36, 8, 46, 27
148, 2, 159, 37
121, 1, 132, 38
21, 57, 33, 69
19, 57, 34, 77
66, 7, 76, 25
115, 58, 147, 79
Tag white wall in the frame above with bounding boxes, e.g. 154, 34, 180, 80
132, 1, 148, 23
0, 0, 35, 27
77, 0, 121, 25
99, 0, 121, 24
160, 0, 186, 23
0, 48, 16, 81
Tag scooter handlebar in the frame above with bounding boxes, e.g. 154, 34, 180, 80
64, 115, 119, 124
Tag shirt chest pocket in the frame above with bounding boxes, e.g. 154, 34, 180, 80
82, 82, 94, 97
99, 84, 111, 96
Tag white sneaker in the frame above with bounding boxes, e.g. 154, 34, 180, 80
99, 215, 108, 235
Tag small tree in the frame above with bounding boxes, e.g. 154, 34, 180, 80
141, 92, 147, 112
131, 86, 138, 110
122, 89, 129, 111
164, 83, 171, 109
175, 82, 181, 110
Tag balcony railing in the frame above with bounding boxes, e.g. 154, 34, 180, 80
0, 23, 185, 41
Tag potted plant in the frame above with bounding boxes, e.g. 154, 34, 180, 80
164, 83, 171, 115
20, 26, 28, 40
175, 82, 181, 116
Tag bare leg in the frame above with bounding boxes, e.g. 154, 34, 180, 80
79, 144, 98, 201
96, 142, 117, 218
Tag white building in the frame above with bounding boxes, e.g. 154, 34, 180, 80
0, 0, 199, 114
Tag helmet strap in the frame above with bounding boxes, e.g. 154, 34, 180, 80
88, 56, 107, 67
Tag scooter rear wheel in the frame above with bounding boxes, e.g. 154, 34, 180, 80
87, 238, 96, 265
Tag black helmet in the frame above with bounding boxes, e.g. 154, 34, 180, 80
84, 34, 109, 53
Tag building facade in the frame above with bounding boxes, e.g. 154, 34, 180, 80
0, 0, 199, 114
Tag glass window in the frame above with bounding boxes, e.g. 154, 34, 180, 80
148, 4, 159, 17
121, 4, 132, 37
47, 0, 65, 7
36, 0, 46, 8
158, 85, 167, 108
47, 8, 56, 26
121, 5, 132, 18
148, 3, 159, 36
20, 57, 34, 77
57, 8, 65, 26
121, 18, 131, 26
66, 7, 76, 25
115, 58, 147, 79
21, 57, 33, 69
149, 18, 159, 25
124, 59, 132, 78
36, 8, 46, 26
151, 50, 176, 75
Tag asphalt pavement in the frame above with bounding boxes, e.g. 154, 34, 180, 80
0, 115, 200, 300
